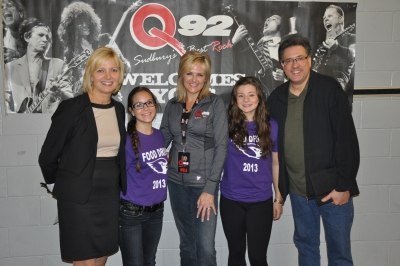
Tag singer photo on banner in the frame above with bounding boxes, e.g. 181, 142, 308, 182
2, 0, 357, 114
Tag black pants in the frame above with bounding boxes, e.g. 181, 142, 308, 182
220, 195, 273, 266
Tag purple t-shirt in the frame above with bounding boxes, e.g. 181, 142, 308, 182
121, 128, 168, 206
221, 119, 278, 202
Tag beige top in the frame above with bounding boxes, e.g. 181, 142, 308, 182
92, 103, 120, 157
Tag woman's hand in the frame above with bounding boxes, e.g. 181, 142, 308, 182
196, 192, 216, 222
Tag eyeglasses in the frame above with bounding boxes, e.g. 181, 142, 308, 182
281, 56, 309, 66
131, 100, 155, 109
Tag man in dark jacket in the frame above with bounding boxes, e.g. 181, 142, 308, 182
267, 34, 359, 266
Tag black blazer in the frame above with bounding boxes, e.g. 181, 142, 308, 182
39, 93, 127, 204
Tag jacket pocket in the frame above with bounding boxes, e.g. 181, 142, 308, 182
310, 167, 338, 206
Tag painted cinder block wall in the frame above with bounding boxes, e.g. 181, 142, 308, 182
1, 0, 400, 265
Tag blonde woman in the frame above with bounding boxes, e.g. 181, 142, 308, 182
160, 51, 228, 266
39, 47, 126, 266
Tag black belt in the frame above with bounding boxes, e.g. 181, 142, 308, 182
96, 156, 117, 161
120, 198, 164, 212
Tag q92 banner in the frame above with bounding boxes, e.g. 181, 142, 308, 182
2, 0, 357, 114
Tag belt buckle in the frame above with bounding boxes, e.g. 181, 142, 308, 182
127, 201, 141, 212
121, 199, 133, 210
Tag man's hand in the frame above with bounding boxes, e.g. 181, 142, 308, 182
321, 190, 350, 205
4, 90, 15, 112
47, 76, 73, 103
322, 38, 339, 52
3, 47, 20, 63
124, 60, 132, 73
232, 25, 248, 45
272, 69, 285, 82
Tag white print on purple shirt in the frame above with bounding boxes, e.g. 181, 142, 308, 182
148, 158, 168, 174
142, 148, 168, 174
142, 148, 167, 162
153, 179, 166, 189
235, 135, 262, 159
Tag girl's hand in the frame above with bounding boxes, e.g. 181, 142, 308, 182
273, 200, 283, 221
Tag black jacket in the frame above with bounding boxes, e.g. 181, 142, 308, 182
266, 70, 359, 201
39, 93, 127, 204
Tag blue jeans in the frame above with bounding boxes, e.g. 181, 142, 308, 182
289, 192, 354, 266
118, 201, 164, 266
168, 180, 218, 266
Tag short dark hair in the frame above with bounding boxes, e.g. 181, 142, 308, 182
326, 4, 344, 17
19, 18, 50, 49
278, 34, 312, 62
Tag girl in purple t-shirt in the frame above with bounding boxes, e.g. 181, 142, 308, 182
119, 87, 168, 266
220, 77, 283, 265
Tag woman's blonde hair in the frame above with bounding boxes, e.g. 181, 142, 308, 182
176, 51, 211, 102
82, 47, 125, 94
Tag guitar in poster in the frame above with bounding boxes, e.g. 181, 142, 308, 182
2, 0, 357, 114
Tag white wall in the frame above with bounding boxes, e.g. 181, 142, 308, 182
1, 0, 400, 265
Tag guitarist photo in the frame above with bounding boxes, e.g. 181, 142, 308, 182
231, 13, 285, 96
5, 18, 73, 113
57, 1, 138, 96
313, 5, 355, 98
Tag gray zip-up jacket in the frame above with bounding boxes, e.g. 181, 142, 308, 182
160, 93, 228, 195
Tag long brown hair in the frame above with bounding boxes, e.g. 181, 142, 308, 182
228, 77, 272, 158
126, 87, 159, 172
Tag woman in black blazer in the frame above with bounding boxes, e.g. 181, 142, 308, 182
39, 47, 126, 266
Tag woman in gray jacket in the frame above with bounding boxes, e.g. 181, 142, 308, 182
160, 51, 228, 266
